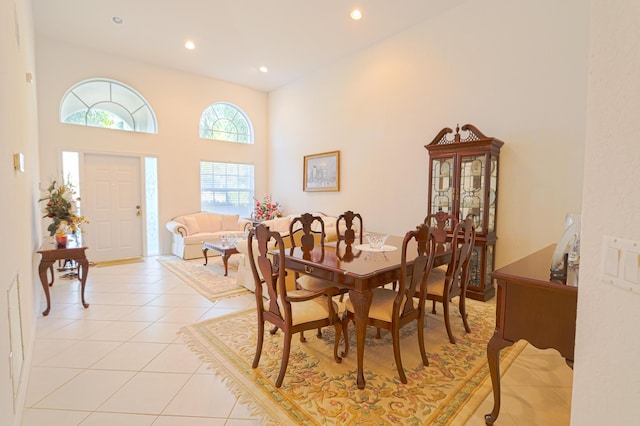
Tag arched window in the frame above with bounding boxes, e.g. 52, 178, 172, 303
60, 79, 157, 134
199, 102, 253, 144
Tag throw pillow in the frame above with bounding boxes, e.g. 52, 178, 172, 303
271, 217, 291, 234
183, 216, 200, 235
222, 214, 240, 230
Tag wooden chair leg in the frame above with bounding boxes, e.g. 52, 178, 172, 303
317, 328, 322, 337
443, 299, 456, 344
253, 319, 265, 368
333, 322, 343, 363
376, 328, 382, 339
431, 300, 437, 315
269, 325, 279, 335
341, 317, 350, 357
300, 331, 306, 342
417, 314, 429, 367
392, 327, 407, 384
459, 295, 471, 333
276, 333, 293, 388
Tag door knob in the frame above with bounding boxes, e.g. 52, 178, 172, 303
136, 205, 142, 216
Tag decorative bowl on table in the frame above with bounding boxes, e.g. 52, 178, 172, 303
365, 232, 389, 250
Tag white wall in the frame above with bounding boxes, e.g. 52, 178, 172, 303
269, 0, 590, 267
1, 0, 41, 424
571, 0, 640, 423
35, 38, 270, 256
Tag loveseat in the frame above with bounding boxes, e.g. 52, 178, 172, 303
235, 213, 338, 293
165, 212, 252, 260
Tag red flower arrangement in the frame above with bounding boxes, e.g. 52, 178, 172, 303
252, 194, 282, 221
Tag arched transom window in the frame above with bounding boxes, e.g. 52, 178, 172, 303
199, 102, 253, 144
59, 78, 157, 134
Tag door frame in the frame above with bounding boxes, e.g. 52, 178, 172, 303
69, 150, 153, 259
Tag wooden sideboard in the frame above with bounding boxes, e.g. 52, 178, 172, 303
485, 244, 577, 425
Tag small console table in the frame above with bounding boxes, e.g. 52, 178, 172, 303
485, 244, 577, 425
37, 246, 90, 316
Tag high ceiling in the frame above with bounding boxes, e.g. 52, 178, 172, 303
32, 0, 465, 92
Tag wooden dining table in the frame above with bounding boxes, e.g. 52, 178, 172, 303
274, 235, 450, 389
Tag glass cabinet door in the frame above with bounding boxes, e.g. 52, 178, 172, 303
429, 156, 455, 216
459, 154, 486, 233
488, 156, 498, 233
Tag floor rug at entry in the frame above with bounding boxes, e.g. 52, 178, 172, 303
179, 298, 525, 425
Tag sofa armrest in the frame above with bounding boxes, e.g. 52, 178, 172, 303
238, 218, 252, 232
166, 220, 187, 237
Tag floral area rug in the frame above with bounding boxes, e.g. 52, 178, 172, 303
156, 255, 250, 301
179, 298, 526, 425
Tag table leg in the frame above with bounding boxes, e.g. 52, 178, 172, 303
222, 252, 230, 276
38, 261, 54, 316
203, 247, 209, 265
348, 289, 373, 389
484, 332, 513, 425
77, 258, 90, 309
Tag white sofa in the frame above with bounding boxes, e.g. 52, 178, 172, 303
165, 212, 252, 260
235, 213, 338, 293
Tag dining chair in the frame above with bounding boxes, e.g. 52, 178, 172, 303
289, 213, 348, 293
289, 213, 349, 339
248, 224, 343, 388
342, 223, 438, 384
425, 216, 476, 344
424, 210, 457, 254
336, 210, 363, 244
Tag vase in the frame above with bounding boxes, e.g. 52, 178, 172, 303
55, 234, 68, 249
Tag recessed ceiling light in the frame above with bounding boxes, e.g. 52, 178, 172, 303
350, 9, 362, 20
112, 16, 123, 25
185, 40, 195, 50
259, 66, 268, 73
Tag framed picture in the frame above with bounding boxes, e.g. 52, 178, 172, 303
303, 150, 340, 192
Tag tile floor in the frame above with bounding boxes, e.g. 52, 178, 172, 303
21, 257, 572, 425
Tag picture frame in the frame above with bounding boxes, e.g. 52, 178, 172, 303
303, 150, 340, 192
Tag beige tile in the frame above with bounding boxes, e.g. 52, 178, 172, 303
21, 408, 90, 426
39, 340, 122, 368
119, 305, 173, 322
157, 307, 212, 323
35, 369, 135, 411
129, 321, 188, 343
79, 412, 157, 425
499, 385, 572, 425
143, 343, 203, 373
24, 366, 83, 407
225, 420, 265, 426
84, 321, 151, 341
98, 371, 191, 415
229, 400, 262, 420
91, 342, 168, 371
30, 338, 78, 366
44, 319, 113, 340
152, 416, 226, 426
162, 373, 238, 417
146, 294, 215, 308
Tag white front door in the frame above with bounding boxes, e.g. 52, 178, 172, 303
83, 154, 143, 262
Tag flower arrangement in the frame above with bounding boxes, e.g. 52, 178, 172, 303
39, 179, 89, 236
253, 194, 282, 221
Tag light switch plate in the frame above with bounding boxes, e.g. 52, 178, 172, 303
601, 235, 640, 294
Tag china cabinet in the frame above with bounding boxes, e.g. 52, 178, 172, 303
425, 124, 504, 301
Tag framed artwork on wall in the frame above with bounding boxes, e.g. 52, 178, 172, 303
303, 150, 340, 192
